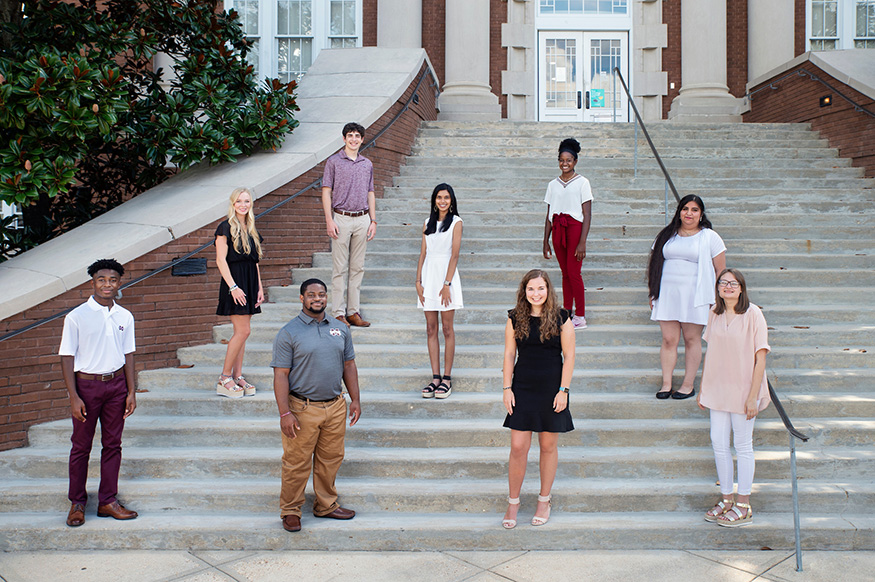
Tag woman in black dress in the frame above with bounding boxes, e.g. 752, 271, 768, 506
502, 269, 575, 528
215, 187, 264, 398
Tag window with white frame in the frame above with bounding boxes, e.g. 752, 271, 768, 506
227, 0, 361, 82
539, 0, 627, 16
809, 0, 875, 49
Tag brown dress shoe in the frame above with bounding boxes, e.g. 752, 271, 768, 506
335, 315, 349, 326
315, 506, 356, 520
282, 514, 302, 532
97, 501, 138, 520
346, 313, 370, 327
66, 503, 85, 527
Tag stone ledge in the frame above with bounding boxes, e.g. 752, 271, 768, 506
0, 47, 435, 322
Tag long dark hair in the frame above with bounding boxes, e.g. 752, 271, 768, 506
712, 268, 750, 315
646, 194, 713, 300
510, 269, 561, 343
424, 183, 460, 235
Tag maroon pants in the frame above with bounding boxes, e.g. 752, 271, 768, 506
68, 373, 128, 506
552, 213, 585, 316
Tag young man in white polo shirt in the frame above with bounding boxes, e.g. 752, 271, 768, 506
60, 258, 138, 527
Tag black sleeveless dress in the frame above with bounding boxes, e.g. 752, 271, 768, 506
502, 309, 575, 433
215, 220, 262, 316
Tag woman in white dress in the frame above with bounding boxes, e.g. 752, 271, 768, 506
416, 183, 464, 399
647, 195, 726, 400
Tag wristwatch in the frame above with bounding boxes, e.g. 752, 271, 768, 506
443, 280, 451, 286
558, 387, 569, 393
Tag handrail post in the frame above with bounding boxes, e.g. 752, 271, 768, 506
791, 433, 803, 571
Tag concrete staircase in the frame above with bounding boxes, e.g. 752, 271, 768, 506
1, 121, 873, 551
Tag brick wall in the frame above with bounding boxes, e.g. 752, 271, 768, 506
363, 0, 377, 46
795, 0, 806, 56
744, 62, 875, 178
662, 0, 681, 118
490, 0, 507, 118
422, 0, 446, 89
726, 0, 747, 97
0, 63, 439, 451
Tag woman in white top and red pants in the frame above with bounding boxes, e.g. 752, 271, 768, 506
543, 138, 592, 330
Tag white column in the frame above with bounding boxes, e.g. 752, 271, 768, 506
377, 0, 421, 48
748, 0, 794, 82
668, 0, 742, 122
438, 0, 501, 121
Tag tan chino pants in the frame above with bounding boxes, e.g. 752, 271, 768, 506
331, 212, 369, 317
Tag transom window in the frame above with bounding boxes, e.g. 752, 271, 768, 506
809, 0, 875, 49
227, 0, 361, 82
539, 0, 627, 16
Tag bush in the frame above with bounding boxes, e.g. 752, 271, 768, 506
0, 0, 299, 258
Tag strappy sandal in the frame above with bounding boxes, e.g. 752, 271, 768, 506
217, 374, 244, 399
704, 497, 734, 522
717, 502, 752, 527
422, 374, 440, 398
235, 375, 256, 396
502, 497, 520, 529
434, 375, 452, 399
531, 494, 552, 526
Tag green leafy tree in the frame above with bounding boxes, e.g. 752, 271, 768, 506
0, 0, 299, 258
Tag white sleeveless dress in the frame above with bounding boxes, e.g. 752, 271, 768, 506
418, 216, 464, 312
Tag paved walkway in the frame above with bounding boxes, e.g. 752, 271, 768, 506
2, 550, 873, 581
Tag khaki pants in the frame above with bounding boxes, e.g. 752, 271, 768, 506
279, 394, 347, 518
331, 213, 369, 317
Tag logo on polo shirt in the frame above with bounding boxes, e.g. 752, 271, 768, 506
118, 326, 124, 331
329, 328, 342, 337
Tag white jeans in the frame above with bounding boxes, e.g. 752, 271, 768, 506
709, 409, 756, 496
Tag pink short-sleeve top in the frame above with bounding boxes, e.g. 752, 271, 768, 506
700, 303, 771, 414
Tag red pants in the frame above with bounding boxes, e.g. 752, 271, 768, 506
552, 214, 585, 316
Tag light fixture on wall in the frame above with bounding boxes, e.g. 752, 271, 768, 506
820, 95, 832, 107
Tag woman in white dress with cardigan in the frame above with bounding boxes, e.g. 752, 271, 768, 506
416, 183, 464, 399
647, 195, 726, 400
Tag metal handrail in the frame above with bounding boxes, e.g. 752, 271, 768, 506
612, 67, 680, 204
748, 67, 875, 118
0, 65, 438, 344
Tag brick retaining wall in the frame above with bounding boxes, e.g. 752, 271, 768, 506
0, 63, 438, 451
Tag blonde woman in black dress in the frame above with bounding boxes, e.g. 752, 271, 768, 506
501, 270, 575, 528
215, 187, 264, 398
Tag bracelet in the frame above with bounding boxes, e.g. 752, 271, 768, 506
558, 387, 569, 393
280, 411, 292, 418
371, 219, 377, 224
229, 284, 239, 292
503, 386, 512, 391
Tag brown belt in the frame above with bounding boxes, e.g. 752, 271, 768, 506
332, 208, 368, 218
290, 390, 342, 403
76, 368, 125, 382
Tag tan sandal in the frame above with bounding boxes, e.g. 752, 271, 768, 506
235, 375, 256, 396
704, 497, 734, 522
217, 375, 244, 399
531, 494, 551, 526
717, 502, 752, 527
502, 497, 520, 529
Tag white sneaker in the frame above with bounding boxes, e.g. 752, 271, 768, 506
572, 315, 587, 329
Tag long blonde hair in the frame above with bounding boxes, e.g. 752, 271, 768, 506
227, 187, 263, 258
510, 270, 561, 342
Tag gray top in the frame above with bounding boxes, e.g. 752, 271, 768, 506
270, 311, 355, 400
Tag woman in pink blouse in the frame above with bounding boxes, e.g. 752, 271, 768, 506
698, 268, 770, 527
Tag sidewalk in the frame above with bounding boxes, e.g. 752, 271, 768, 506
2, 550, 873, 582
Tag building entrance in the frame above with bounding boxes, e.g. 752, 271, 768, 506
538, 31, 629, 122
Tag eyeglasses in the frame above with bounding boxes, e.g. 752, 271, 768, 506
717, 280, 740, 289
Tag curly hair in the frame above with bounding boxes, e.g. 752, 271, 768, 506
510, 269, 561, 342
87, 258, 124, 277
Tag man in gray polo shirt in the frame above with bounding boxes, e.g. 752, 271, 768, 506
271, 278, 362, 533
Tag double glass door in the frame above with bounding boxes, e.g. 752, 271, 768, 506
538, 31, 629, 122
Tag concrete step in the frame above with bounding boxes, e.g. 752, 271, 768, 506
25, 416, 875, 449
1, 477, 870, 515
138, 365, 875, 394
311, 251, 875, 270
215, 321, 874, 347
290, 266, 875, 289
3, 445, 868, 482
0, 512, 870, 551
409, 145, 843, 160
267, 284, 872, 307
403, 155, 851, 169
124, 391, 875, 421
419, 120, 818, 136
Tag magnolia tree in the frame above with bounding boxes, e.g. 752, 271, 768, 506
0, 0, 299, 257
